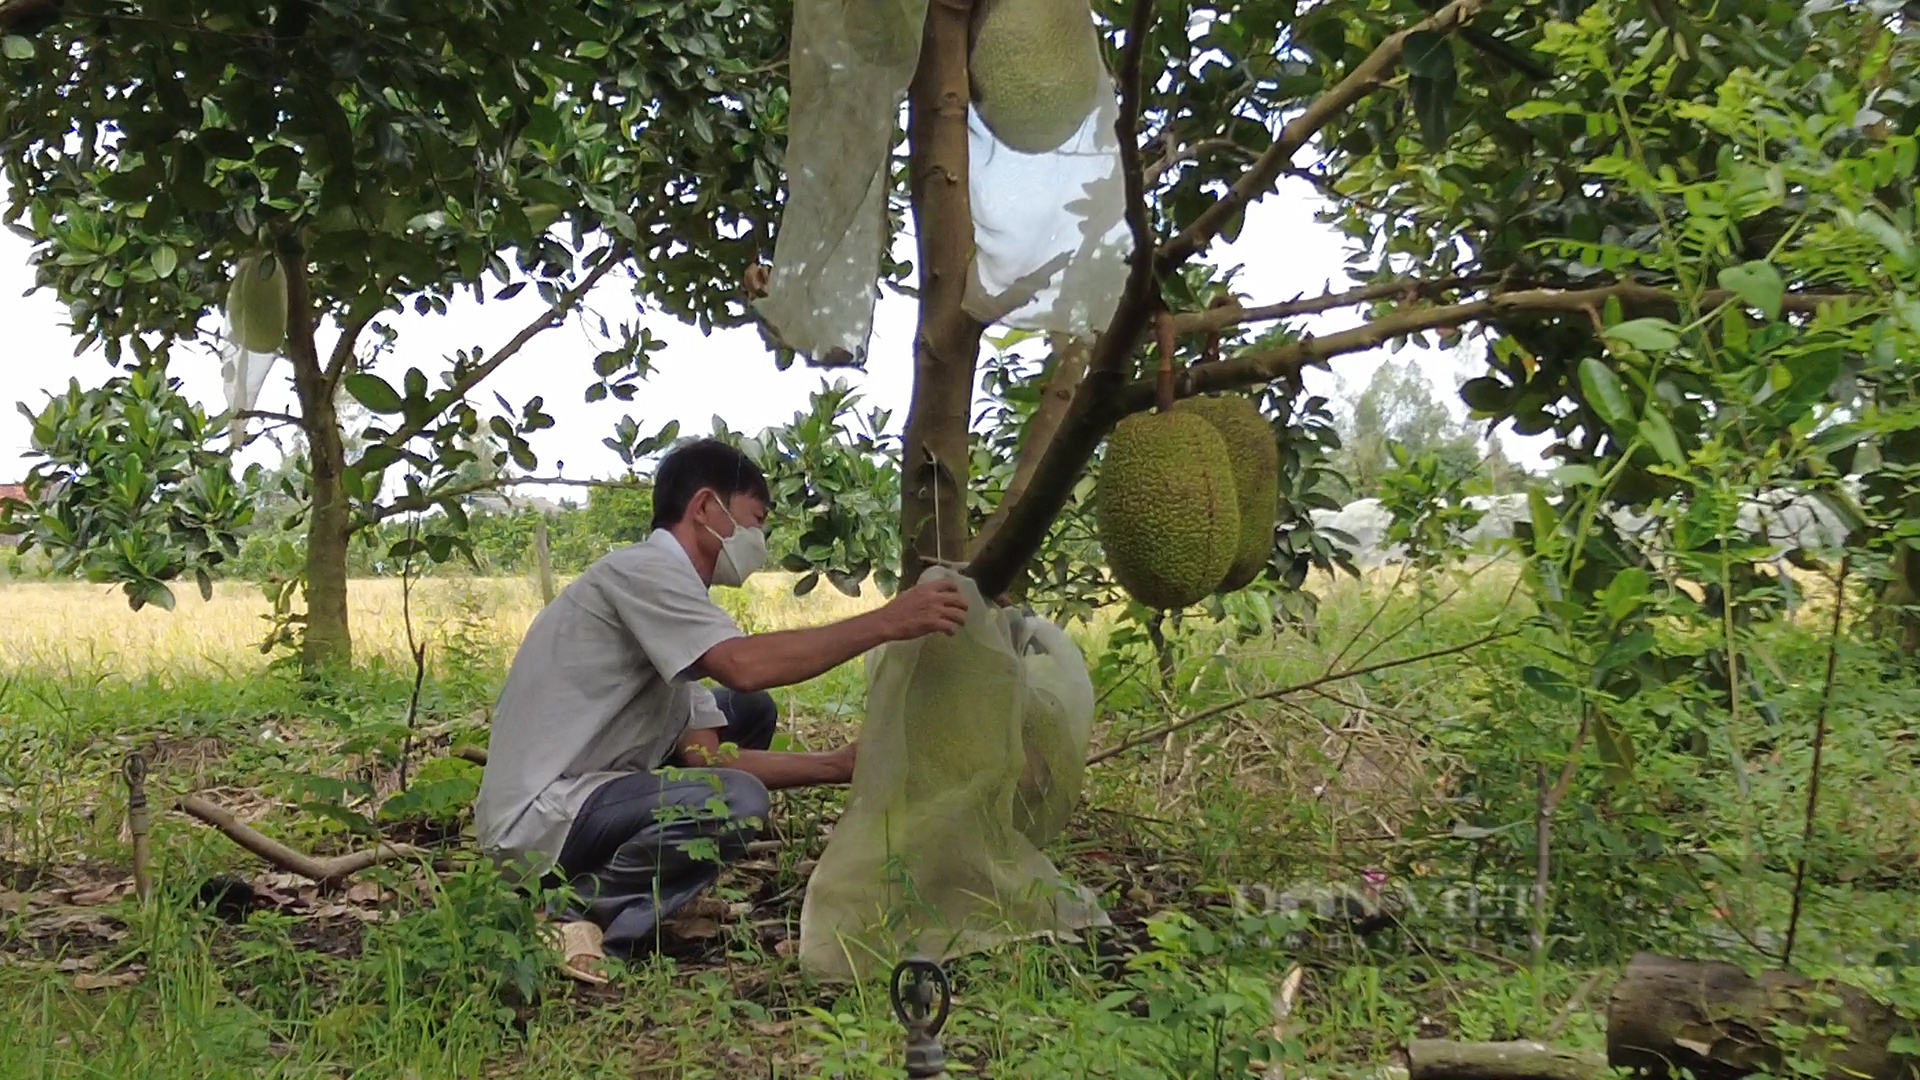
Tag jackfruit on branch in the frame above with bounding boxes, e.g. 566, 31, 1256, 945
1095, 410, 1240, 611
1177, 394, 1280, 593
225, 252, 288, 354
968, 0, 1105, 154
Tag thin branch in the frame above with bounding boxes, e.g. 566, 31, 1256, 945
371, 473, 645, 521
1145, 282, 1871, 408
322, 303, 382, 392
236, 409, 304, 427
178, 795, 424, 885
1169, 274, 1495, 336
1116, 0, 1157, 266
376, 243, 630, 451
1783, 558, 1848, 969
1157, 0, 1492, 270
1086, 628, 1517, 765
967, 337, 1092, 559
1145, 137, 1252, 184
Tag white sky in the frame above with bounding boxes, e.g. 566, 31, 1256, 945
0, 177, 1545, 492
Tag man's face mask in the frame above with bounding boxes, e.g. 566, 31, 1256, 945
704, 496, 768, 588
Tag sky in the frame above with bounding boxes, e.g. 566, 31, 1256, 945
0, 176, 1545, 494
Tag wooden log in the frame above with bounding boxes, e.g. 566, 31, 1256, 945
1607, 953, 1920, 1080
1409, 1040, 1608, 1080
178, 795, 424, 886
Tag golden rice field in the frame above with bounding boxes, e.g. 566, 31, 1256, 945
0, 572, 882, 676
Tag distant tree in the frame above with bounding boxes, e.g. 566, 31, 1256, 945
1332, 359, 1487, 499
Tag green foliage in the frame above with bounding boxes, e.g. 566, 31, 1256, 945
1, 365, 256, 611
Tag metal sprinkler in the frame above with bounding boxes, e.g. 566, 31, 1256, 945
889, 956, 951, 1078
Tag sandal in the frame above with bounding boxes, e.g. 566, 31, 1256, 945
546, 919, 612, 986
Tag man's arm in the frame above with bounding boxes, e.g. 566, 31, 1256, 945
692, 577, 969, 693
672, 727, 857, 790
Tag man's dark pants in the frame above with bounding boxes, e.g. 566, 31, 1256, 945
547, 688, 778, 956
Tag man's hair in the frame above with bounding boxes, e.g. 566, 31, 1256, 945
649, 438, 771, 531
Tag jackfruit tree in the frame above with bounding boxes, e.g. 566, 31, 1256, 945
0, 0, 786, 667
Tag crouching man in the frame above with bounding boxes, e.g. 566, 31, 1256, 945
472, 438, 969, 982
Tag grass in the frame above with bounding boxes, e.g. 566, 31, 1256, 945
2, 562, 1917, 1077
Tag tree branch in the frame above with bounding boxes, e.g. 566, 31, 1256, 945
1170, 274, 1495, 336
1087, 628, 1517, 766
1157, 0, 1490, 271
967, 336, 1093, 559
1145, 137, 1252, 184
375, 243, 629, 451
322, 303, 382, 393
1116, 0, 1157, 265
371, 473, 647, 521
179, 795, 424, 886
1148, 282, 1868, 407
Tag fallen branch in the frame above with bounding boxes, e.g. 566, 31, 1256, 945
1086, 628, 1517, 765
453, 746, 489, 766
1607, 953, 1920, 1080
178, 795, 424, 886
1408, 1041, 1608, 1080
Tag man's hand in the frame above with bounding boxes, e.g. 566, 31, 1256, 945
881, 578, 970, 641
823, 741, 858, 784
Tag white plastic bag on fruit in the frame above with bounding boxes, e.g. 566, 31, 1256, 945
798, 568, 1107, 980
752, 0, 928, 366
220, 344, 279, 451
962, 73, 1131, 336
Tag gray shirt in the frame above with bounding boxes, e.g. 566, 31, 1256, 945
473, 529, 744, 875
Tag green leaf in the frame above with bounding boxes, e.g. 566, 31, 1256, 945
1409, 68, 1456, 153
1404, 31, 1454, 77
1717, 261, 1784, 320
1591, 709, 1636, 784
1600, 569, 1651, 622
1639, 412, 1685, 467
1578, 357, 1631, 427
1604, 318, 1680, 353
151, 245, 178, 280
576, 40, 610, 59
344, 374, 405, 414
1550, 464, 1601, 487
1594, 631, 1655, 677
2, 35, 33, 61
1521, 666, 1579, 703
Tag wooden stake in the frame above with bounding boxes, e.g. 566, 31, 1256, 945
123, 752, 152, 904
533, 516, 556, 605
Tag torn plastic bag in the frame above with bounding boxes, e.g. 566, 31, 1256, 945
752, 0, 928, 366
962, 69, 1131, 335
799, 567, 1107, 980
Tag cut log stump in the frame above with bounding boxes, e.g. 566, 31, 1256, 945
1607, 953, 1920, 1080
1409, 1040, 1608, 1080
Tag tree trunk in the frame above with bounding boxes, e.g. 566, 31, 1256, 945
897, 0, 982, 587
282, 239, 353, 671
1606, 954, 1920, 1080
1408, 1041, 1606, 1080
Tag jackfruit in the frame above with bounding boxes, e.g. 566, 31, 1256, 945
225, 252, 287, 354
968, 0, 1104, 154
1095, 410, 1240, 610
1177, 394, 1280, 592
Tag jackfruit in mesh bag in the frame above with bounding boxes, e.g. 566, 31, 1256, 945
799, 568, 1107, 980
753, 0, 927, 366
1011, 610, 1095, 848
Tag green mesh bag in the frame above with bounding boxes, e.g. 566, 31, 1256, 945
798, 568, 1106, 980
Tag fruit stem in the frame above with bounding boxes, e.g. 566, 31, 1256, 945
1155, 309, 1176, 413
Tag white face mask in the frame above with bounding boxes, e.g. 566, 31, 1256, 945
704, 500, 768, 588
